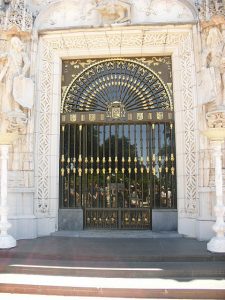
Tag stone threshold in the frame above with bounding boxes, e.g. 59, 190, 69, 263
52, 230, 181, 238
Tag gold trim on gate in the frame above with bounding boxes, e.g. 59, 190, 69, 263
157, 112, 164, 120
148, 113, 152, 120
137, 113, 143, 120
89, 114, 96, 122
70, 114, 77, 122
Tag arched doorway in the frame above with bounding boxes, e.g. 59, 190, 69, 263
59, 57, 176, 230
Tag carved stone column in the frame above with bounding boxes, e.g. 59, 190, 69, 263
0, 133, 17, 249
203, 110, 225, 253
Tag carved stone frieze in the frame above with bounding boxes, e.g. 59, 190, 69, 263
0, 0, 33, 34
198, 0, 225, 20
36, 29, 198, 217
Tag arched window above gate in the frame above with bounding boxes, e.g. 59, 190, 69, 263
62, 58, 173, 114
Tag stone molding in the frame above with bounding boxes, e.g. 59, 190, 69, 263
35, 27, 198, 218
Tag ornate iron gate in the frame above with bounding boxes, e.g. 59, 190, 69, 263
60, 58, 176, 230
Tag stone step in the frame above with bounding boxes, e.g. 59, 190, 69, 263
1, 261, 225, 279
0, 274, 225, 299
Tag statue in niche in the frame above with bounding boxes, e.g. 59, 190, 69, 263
0, 36, 33, 118
204, 25, 225, 107
91, 0, 131, 24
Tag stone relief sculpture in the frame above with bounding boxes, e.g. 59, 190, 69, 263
205, 25, 225, 107
0, 36, 34, 171
0, 36, 33, 115
91, 0, 131, 24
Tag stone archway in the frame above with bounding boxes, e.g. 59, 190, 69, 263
34, 27, 198, 237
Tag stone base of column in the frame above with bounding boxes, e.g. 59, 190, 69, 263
207, 237, 225, 253
0, 234, 17, 249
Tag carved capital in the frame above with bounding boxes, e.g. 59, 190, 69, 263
206, 109, 225, 128
7, 111, 28, 132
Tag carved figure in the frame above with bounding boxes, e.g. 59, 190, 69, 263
0, 36, 31, 113
92, 0, 131, 24
205, 26, 225, 106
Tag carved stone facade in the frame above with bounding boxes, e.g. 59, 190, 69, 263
0, 0, 224, 241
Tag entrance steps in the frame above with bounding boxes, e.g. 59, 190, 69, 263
0, 236, 225, 299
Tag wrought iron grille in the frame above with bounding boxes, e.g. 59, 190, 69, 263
60, 57, 176, 230
62, 58, 172, 113
60, 122, 176, 229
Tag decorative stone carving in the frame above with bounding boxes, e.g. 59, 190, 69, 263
1, 0, 33, 34
198, 0, 225, 20
200, 15, 225, 107
0, 36, 33, 133
91, 0, 131, 24
132, 0, 196, 23
206, 110, 225, 128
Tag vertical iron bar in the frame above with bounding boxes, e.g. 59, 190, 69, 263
115, 124, 118, 210
146, 124, 150, 207
91, 124, 94, 208
152, 124, 156, 208
164, 123, 169, 207
122, 124, 125, 208
109, 125, 111, 208
128, 125, 131, 208
73, 124, 76, 208
140, 124, 144, 205
85, 124, 88, 209
158, 124, 162, 208
134, 124, 137, 207
171, 123, 176, 208
79, 125, 82, 207
60, 125, 65, 208
97, 125, 100, 207
103, 125, 106, 208
67, 124, 71, 208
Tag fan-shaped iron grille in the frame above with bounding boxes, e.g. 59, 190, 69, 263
62, 59, 172, 113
